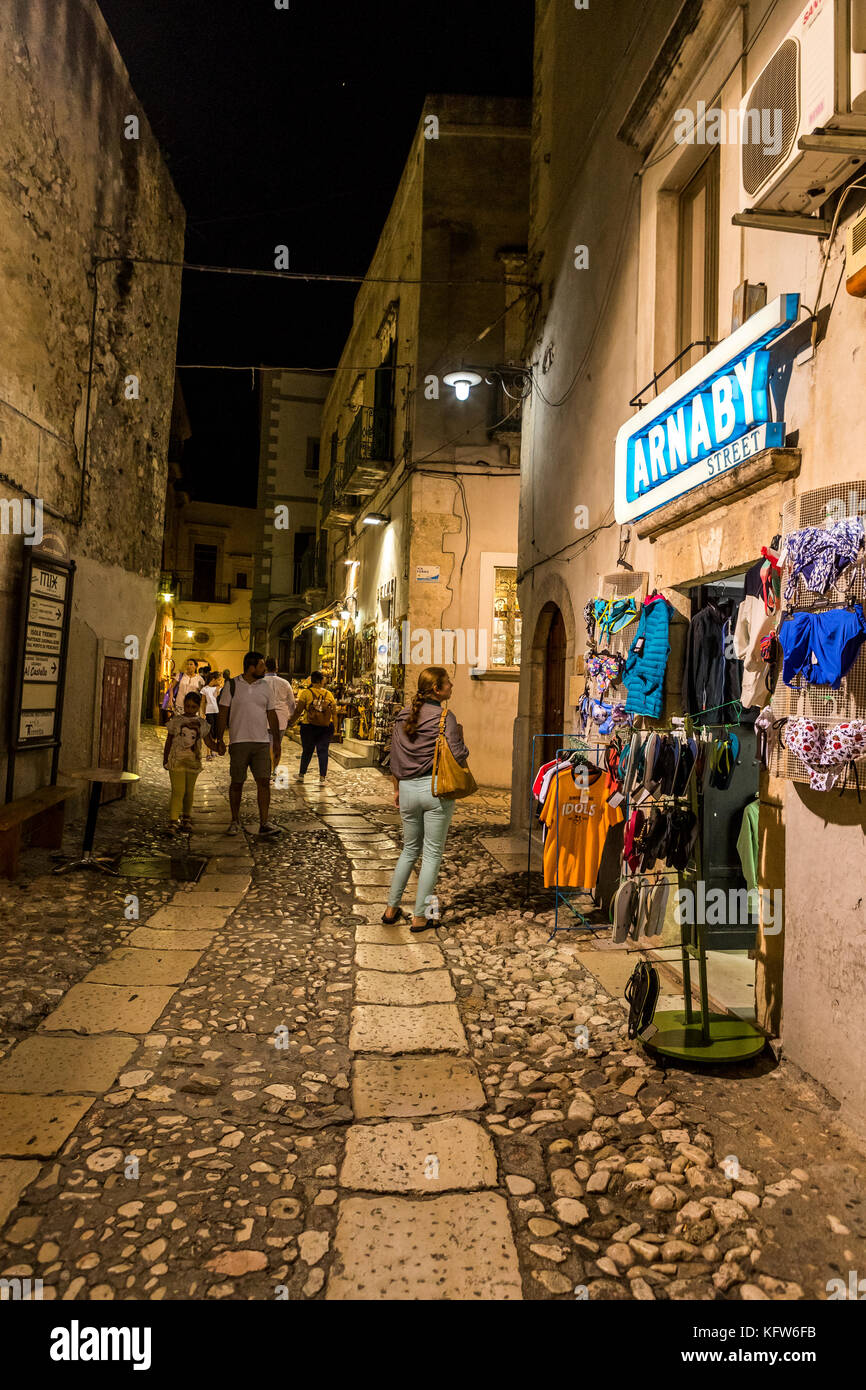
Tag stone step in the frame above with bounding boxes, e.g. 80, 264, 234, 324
355, 969, 455, 1005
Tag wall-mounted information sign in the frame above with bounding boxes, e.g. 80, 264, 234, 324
7, 548, 75, 795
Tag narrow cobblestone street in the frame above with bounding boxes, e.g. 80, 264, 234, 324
0, 725, 864, 1302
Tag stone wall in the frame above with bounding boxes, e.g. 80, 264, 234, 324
0, 0, 184, 798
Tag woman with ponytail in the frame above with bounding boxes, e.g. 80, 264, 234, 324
383, 666, 469, 933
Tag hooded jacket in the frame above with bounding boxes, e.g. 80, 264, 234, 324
623, 594, 673, 719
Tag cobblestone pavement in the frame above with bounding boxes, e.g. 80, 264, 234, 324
0, 725, 865, 1300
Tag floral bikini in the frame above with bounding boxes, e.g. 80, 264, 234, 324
784, 716, 866, 791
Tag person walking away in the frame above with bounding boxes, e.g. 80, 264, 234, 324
163, 692, 223, 832
264, 656, 296, 778
288, 671, 337, 782
202, 672, 222, 759
382, 665, 468, 933
216, 651, 282, 838
175, 658, 204, 713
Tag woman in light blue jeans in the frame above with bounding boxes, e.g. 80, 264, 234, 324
382, 666, 469, 933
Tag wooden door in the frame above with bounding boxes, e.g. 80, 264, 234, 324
99, 657, 131, 803
543, 606, 566, 739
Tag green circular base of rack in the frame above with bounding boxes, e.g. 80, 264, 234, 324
642, 1010, 766, 1063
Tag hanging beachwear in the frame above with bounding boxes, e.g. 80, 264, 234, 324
781, 517, 864, 604
778, 603, 866, 689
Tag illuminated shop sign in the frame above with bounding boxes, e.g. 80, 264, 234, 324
614, 294, 799, 524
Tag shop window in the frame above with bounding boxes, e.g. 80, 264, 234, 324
676, 148, 719, 376
491, 565, 521, 668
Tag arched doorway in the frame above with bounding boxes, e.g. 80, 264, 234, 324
542, 603, 566, 738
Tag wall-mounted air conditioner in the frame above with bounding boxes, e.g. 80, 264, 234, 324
846, 203, 866, 292
738, 0, 866, 216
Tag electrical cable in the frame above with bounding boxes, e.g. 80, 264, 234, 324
93, 253, 533, 289
517, 505, 618, 586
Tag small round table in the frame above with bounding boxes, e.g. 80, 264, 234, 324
53, 768, 140, 876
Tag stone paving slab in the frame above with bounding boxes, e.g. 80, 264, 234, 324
180, 876, 250, 894
326, 1193, 522, 1300
126, 927, 216, 951
321, 817, 376, 829
355, 969, 455, 1005
0, 1159, 40, 1228
187, 838, 250, 857
0, 1036, 137, 1095
352, 1055, 486, 1119
341, 1117, 497, 1193
0, 1094, 95, 1158
202, 857, 255, 874
41, 984, 176, 1036
350, 1004, 468, 1055
84, 947, 203, 987
169, 889, 246, 907
352, 869, 409, 885
146, 906, 231, 930
355, 922, 421, 945
355, 943, 444, 973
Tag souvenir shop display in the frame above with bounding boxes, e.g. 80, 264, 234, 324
772, 488, 866, 793
622, 591, 673, 719
681, 596, 742, 722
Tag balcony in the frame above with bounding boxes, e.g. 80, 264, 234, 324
342, 406, 393, 495
320, 465, 359, 530
297, 542, 328, 608
171, 571, 233, 604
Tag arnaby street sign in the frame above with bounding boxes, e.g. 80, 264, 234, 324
614, 294, 799, 524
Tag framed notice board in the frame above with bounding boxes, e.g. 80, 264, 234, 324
5, 547, 75, 800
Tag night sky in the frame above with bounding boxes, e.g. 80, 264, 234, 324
98, 0, 534, 503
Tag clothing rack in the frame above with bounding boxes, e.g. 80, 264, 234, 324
549, 742, 612, 941
524, 732, 607, 941
619, 722, 766, 1063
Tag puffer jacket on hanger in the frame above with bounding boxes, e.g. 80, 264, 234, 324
622, 593, 673, 719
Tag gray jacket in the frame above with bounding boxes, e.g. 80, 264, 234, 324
389, 700, 469, 780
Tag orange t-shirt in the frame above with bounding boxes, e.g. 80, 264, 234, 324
540, 766, 624, 890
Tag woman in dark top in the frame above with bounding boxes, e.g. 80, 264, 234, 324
382, 665, 469, 933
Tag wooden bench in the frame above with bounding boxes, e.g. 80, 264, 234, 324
0, 786, 75, 879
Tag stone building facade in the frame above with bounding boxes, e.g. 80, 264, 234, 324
0, 0, 184, 799
513, 0, 866, 1132
312, 95, 529, 787
251, 370, 331, 674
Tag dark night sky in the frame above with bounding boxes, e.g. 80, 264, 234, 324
98, 0, 534, 504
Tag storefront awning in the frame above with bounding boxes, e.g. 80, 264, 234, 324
292, 602, 340, 640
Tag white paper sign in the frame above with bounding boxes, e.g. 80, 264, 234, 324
19, 710, 55, 740
31, 566, 67, 601
26, 624, 62, 655
29, 595, 64, 625
23, 655, 60, 682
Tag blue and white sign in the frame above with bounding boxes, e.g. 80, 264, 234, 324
614, 294, 798, 524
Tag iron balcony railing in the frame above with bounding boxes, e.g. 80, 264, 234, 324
345, 405, 393, 476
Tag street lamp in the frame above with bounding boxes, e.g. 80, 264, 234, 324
443, 370, 482, 402
361, 511, 389, 526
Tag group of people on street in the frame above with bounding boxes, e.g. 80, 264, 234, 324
162, 653, 339, 838
162, 654, 471, 933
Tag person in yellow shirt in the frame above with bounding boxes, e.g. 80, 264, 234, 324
287, 671, 338, 782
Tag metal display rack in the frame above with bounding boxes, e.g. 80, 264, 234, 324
525, 731, 609, 941
618, 717, 766, 1063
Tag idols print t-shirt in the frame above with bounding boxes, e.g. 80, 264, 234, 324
165, 715, 210, 771
540, 767, 624, 890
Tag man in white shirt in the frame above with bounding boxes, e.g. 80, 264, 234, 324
175, 659, 204, 713
264, 656, 296, 777
216, 651, 282, 839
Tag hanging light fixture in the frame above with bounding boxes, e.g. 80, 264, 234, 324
361, 511, 389, 526
443, 369, 482, 402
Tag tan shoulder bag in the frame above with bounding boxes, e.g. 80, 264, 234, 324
431, 704, 477, 799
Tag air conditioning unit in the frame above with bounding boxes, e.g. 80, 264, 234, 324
846, 203, 866, 292
738, 0, 866, 215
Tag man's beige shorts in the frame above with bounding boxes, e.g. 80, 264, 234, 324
229, 741, 271, 783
